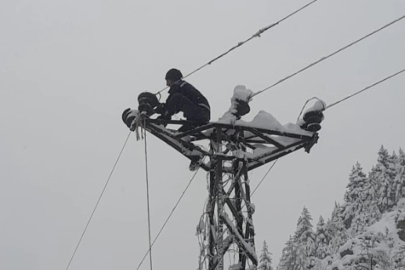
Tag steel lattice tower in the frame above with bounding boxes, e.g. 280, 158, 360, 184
133, 117, 318, 270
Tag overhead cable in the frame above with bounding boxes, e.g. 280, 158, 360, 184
326, 68, 405, 110
65, 131, 132, 270
143, 128, 153, 270
251, 159, 279, 196
250, 68, 405, 200
135, 169, 200, 270
155, 0, 319, 95
252, 14, 405, 98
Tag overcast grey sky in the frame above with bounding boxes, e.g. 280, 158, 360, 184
1, 0, 404, 269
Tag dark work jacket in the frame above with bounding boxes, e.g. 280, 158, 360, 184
167, 80, 210, 112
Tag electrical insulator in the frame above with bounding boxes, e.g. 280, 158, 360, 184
138, 92, 159, 116
302, 110, 324, 132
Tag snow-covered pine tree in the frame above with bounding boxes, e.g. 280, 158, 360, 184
341, 162, 381, 237
376, 146, 397, 212
314, 216, 329, 259
394, 148, 405, 204
326, 203, 347, 255
277, 236, 296, 270
362, 166, 382, 226
258, 241, 273, 270
293, 207, 315, 270
398, 148, 405, 167
342, 162, 368, 230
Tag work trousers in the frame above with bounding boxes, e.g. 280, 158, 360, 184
165, 93, 210, 123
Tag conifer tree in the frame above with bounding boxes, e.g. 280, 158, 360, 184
341, 162, 380, 236
394, 148, 405, 203
362, 166, 381, 225
293, 207, 315, 270
326, 203, 347, 254
258, 241, 273, 270
376, 146, 397, 212
277, 236, 296, 270
342, 162, 368, 230
314, 216, 329, 259
398, 148, 405, 167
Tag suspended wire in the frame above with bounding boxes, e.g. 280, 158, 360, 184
143, 127, 153, 270
136, 169, 201, 270
65, 131, 132, 270
252, 14, 405, 98
251, 159, 279, 196
249, 68, 405, 199
154, 0, 319, 95
135, 15, 404, 264
326, 68, 405, 110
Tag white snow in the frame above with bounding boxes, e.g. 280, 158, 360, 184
304, 100, 326, 114
323, 206, 405, 270
217, 86, 313, 137
236, 111, 284, 131
233, 85, 253, 102
243, 145, 277, 159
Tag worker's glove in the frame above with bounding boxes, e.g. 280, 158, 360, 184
154, 103, 166, 115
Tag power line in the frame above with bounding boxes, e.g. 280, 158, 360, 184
65, 131, 132, 270
252, 14, 405, 98
326, 68, 405, 110
249, 68, 405, 198
135, 169, 200, 270
131, 13, 405, 268
251, 159, 278, 196
155, 0, 319, 95
143, 128, 153, 270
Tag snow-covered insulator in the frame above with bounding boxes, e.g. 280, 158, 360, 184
122, 108, 139, 128
230, 99, 250, 120
235, 99, 250, 117
300, 100, 326, 132
302, 110, 324, 132
137, 92, 159, 116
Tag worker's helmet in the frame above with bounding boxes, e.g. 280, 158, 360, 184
165, 68, 183, 81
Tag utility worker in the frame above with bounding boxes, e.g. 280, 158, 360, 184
155, 68, 211, 132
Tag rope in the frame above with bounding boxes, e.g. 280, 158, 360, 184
65, 131, 132, 270
136, 169, 201, 270
326, 68, 405, 110
155, 0, 319, 95
143, 127, 153, 270
252, 14, 405, 98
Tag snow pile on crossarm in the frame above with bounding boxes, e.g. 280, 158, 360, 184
321, 200, 405, 270
217, 85, 312, 136
236, 111, 311, 136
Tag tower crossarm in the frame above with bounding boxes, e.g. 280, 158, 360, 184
141, 119, 318, 173
246, 134, 317, 171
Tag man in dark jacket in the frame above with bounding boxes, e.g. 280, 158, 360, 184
156, 68, 211, 132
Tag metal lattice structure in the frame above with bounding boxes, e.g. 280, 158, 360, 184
138, 118, 318, 270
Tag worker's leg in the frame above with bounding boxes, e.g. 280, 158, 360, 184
164, 93, 206, 121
